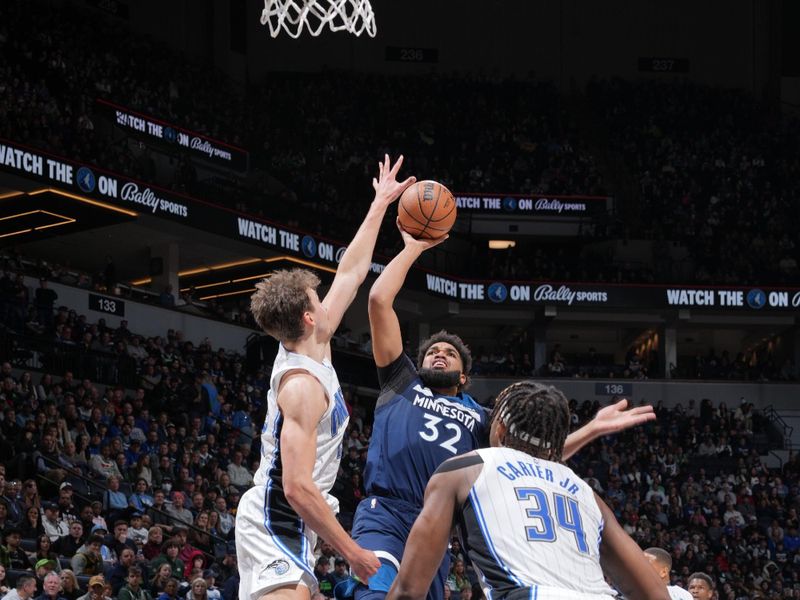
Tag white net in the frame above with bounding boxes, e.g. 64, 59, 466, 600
260, 0, 376, 39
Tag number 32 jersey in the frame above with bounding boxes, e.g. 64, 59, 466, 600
363, 354, 488, 507
459, 448, 615, 600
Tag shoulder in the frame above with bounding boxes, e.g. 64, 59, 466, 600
433, 451, 484, 476
276, 371, 327, 412
376, 354, 418, 406
377, 353, 416, 386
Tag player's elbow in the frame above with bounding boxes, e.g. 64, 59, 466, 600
282, 477, 313, 510
368, 287, 392, 312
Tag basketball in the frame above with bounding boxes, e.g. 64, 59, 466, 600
397, 180, 457, 239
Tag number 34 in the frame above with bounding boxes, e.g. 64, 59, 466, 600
515, 487, 590, 554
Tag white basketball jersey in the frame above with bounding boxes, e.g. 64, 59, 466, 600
461, 448, 615, 600
253, 344, 349, 513
667, 585, 693, 600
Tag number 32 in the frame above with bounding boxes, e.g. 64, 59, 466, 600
419, 414, 462, 454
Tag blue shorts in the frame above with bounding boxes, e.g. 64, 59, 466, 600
351, 496, 450, 600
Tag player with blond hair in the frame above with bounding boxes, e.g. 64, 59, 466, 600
236, 156, 415, 600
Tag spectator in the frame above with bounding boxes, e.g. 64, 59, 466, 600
313, 558, 333, 598
165, 496, 192, 530
53, 522, 84, 558
108, 548, 137, 596
75, 577, 109, 600
89, 445, 122, 481
70, 535, 104, 576
57, 572, 80, 600
216, 544, 237, 595
18, 482, 41, 516
148, 564, 173, 597
33, 572, 66, 600
117, 567, 152, 600
328, 558, 349, 588
149, 540, 184, 581
33, 537, 61, 574
446, 560, 470, 595
128, 514, 149, 549
3, 528, 33, 570
212, 498, 233, 538
41, 504, 69, 543
34, 558, 58, 585
155, 579, 179, 600
182, 551, 206, 582
0, 565, 9, 598
184, 579, 207, 600
103, 479, 129, 523
187, 513, 212, 556
88, 507, 109, 536
200, 572, 219, 600
224, 453, 251, 489
142, 527, 164, 561
3, 575, 37, 600
129, 481, 154, 513
108, 521, 137, 562
145, 491, 173, 535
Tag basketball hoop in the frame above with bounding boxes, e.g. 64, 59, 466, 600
260, 0, 376, 39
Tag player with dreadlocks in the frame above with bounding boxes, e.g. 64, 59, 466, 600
347, 224, 657, 600
385, 381, 670, 600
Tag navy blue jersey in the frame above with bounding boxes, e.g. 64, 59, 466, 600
363, 354, 489, 507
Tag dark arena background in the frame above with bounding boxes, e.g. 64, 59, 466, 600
0, 0, 799, 598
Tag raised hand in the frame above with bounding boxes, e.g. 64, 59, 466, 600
593, 398, 656, 437
396, 218, 449, 253
372, 154, 416, 206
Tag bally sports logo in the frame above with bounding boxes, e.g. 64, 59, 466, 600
533, 284, 608, 306
190, 137, 233, 161
120, 182, 188, 217
534, 198, 589, 213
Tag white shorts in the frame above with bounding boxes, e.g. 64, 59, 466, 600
236, 485, 319, 600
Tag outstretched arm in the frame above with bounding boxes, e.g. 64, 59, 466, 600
322, 155, 415, 336
278, 372, 380, 582
562, 399, 655, 460
596, 493, 669, 600
368, 222, 448, 367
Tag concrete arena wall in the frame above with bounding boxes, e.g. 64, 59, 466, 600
27, 277, 255, 353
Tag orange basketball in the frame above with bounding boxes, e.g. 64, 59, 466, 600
397, 180, 457, 239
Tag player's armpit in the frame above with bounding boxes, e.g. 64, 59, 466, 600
595, 493, 670, 600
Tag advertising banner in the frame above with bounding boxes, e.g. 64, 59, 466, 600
2, 138, 797, 312
0, 139, 190, 219
96, 99, 249, 171
455, 193, 609, 217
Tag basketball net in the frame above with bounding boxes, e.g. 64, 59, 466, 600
260, 0, 376, 38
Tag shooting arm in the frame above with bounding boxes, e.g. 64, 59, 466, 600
368, 245, 426, 367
